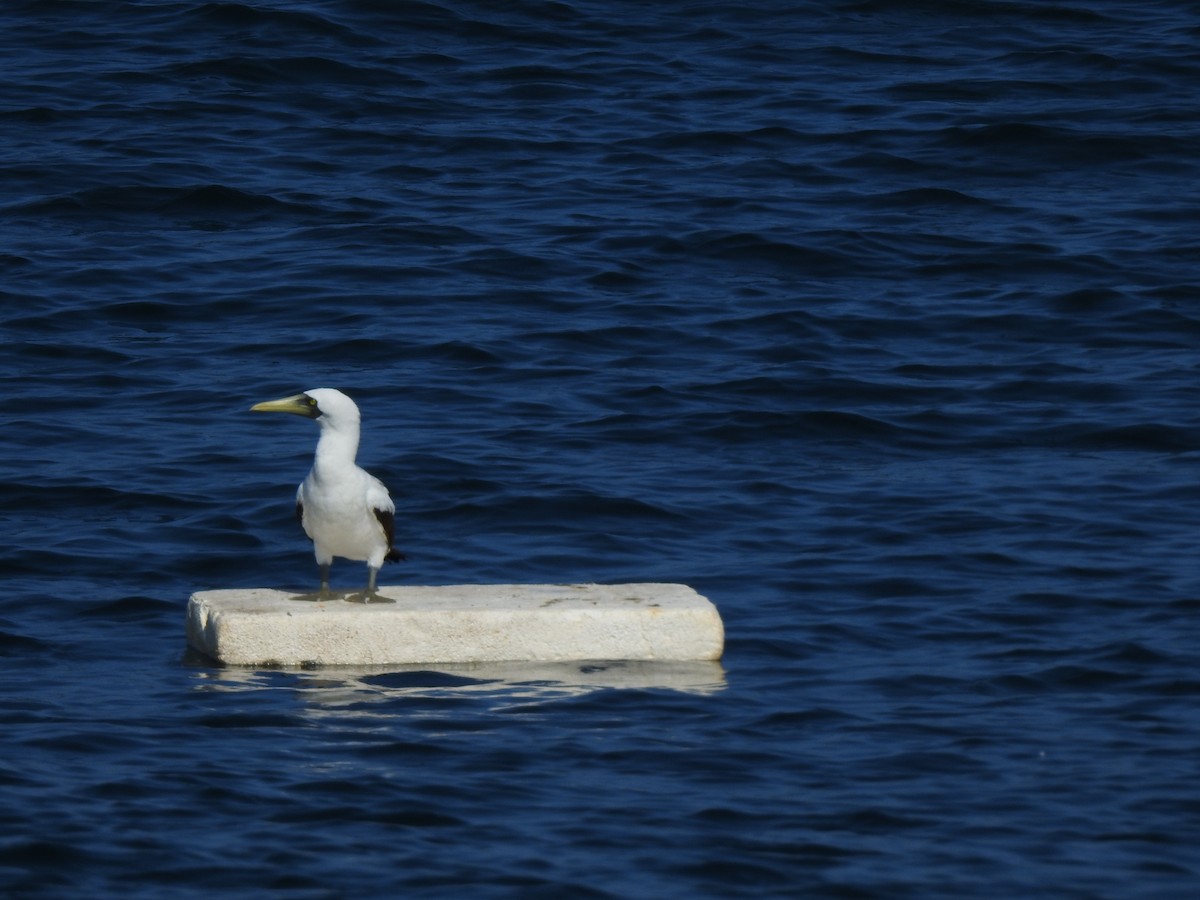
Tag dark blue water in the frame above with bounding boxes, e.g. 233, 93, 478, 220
3, 1, 1200, 896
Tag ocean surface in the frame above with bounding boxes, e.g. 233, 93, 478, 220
2, 1, 1199, 896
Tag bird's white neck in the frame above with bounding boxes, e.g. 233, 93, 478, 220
312, 417, 360, 473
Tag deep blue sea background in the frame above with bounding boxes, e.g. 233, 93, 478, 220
3, 1, 1200, 896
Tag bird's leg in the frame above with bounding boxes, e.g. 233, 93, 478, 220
366, 566, 379, 601
319, 563, 331, 596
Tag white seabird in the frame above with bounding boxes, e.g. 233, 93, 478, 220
250, 388, 405, 597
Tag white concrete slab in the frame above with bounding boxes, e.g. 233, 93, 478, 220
187, 583, 724, 667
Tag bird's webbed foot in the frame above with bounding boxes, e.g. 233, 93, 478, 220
290, 564, 340, 602
344, 587, 395, 605
344, 567, 394, 603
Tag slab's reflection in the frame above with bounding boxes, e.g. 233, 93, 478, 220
189, 656, 727, 716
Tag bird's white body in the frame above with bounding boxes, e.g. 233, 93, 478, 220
299, 437, 394, 570
251, 387, 403, 595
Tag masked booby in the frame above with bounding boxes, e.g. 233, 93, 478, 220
250, 388, 405, 597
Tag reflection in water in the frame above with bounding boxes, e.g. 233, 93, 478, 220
189, 657, 727, 714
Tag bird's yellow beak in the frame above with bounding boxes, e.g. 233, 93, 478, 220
250, 393, 321, 418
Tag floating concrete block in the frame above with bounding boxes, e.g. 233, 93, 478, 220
187, 583, 724, 667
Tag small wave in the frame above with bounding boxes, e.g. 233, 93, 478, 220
684, 230, 854, 274
624, 125, 807, 155
1037, 423, 1198, 453
935, 122, 1156, 167
863, 187, 1005, 209
74, 596, 178, 620
697, 408, 920, 447
187, 1, 356, 37
10, 184, 332, 228
0, 629, 53, 658
168, 54, 401, 89
193, 712, 307, 729
454, 490, 688, 526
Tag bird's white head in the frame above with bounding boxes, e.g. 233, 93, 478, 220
250, 387, 361, 432
303, 388, 361, 431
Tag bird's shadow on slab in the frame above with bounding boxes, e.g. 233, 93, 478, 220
285, 590, 396, 604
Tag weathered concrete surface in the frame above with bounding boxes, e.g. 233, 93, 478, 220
186, 583, 724, 667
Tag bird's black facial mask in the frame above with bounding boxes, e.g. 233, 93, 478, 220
300, 394, 322, 418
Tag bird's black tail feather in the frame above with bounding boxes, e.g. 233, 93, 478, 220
385, 549, 406, 563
